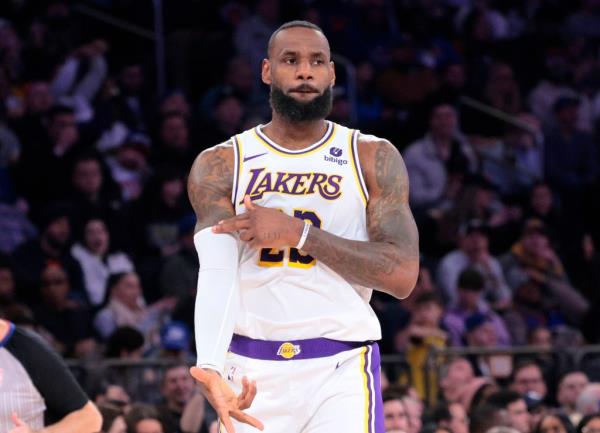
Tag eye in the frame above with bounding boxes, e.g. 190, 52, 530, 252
284, 57, 296, 64
313, 59, 325, 65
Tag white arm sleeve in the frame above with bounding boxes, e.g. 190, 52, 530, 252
193, 227, 240, 374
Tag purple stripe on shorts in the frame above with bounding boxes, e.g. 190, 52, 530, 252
229, 334, 368, 361
364, 345, 374, 433
370, 343, 385, 433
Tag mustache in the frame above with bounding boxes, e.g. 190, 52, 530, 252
289, 84, 320, 93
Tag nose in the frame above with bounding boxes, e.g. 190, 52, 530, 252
295, 59, 314, 81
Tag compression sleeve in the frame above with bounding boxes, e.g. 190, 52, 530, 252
193, 227, 240, 374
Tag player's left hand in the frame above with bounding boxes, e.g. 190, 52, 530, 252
213, 195, 303, 249
9, 413, 35, 433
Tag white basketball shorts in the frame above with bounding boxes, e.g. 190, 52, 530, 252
220, 334, 384, 433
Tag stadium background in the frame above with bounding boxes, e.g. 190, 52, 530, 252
1, 0, 600, 432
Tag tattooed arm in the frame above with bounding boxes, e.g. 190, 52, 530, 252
187, 142, 235, 231
300, 135, 419, 298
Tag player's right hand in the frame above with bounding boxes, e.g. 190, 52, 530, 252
190, 366, 264, 433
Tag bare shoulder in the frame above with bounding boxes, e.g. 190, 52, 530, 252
355, 132, 407, 201
187, 140, 236, 231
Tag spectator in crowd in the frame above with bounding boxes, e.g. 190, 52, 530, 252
524, 183, 561, 242
439, 357, 477, 405
464, 313, 503, 376
383, 388, 410, 433
11, 203, 84, 303
71, 216, 134, 307
398, 292, 447, 399
158, 213, 197, 299
510, 360, 548, 403
110, 61, 153, 133
437, 219, 511, 309
535, 413, 575, 433
151, 112, 195, 174
201, 91, 246, 148
51, 39, 109, 123
544, 97, 598, 237
430, 402, 470, 433
403, 394, 424, 433
577, 414, 600, 433
444, 268, 511, 346
33, 261, 95, 357
124, 403, 165, 433
501, 218, 589, 325
132, 171, 190, 260
0, 259, 17, 306
156, 364, 199, 433
404, 103, 475, 212
94, 382, 131, 413
0, 192, 37, 252
469, 404, 511, 433
13, 104, 82, 212
93, 271, 176, 342
65, 152, 126, 243
576, 385, 600, 418
477, 117, 544, 197
105, 132, 152, 202
557, 372, 590, 422
487, 390, 532, 433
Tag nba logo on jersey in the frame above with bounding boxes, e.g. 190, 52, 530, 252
227, 365, 237, 381
277, 342, 301, 359
0, 367, 3, 387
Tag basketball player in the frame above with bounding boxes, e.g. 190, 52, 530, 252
188, 21, 419, 433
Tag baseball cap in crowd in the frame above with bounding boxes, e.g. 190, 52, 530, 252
459, 219, 489, 237
465, 312, 491, 332
160, 321, 191, 351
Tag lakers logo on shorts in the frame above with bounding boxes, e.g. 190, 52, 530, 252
277, 342, 301, 359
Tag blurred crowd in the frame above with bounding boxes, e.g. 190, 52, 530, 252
0, 0, 600, 432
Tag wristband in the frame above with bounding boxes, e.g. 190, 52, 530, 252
296, 221, 311, 250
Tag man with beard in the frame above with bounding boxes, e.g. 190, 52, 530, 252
11, 204, 84, 305
187, 21, 419, 433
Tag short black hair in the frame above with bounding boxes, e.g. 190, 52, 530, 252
430, 402, 452, 423
267, 20, 326, 56
458, 268, 485, 291
486, 390, 524, 409
510, 359, 542, 384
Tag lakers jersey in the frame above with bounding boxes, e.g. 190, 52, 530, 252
231, 121, 381, 342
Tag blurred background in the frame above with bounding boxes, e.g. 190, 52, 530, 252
1, 1, 600, 432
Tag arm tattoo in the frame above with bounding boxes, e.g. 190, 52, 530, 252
301, 137, 419, 297
187, 142, 236, 232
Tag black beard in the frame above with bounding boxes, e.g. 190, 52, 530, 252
270, 85, 332, 122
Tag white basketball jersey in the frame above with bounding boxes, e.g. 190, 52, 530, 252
231, 121, 381, 342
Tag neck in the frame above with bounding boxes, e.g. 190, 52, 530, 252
432, 134, 452, 147
262, 113, 327, 150
168, 400, 184, 413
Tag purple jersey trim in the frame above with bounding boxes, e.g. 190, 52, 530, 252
255, 121, 334, 155
229, 334, 371, 361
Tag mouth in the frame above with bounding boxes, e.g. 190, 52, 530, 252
289, 85, 319, 94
